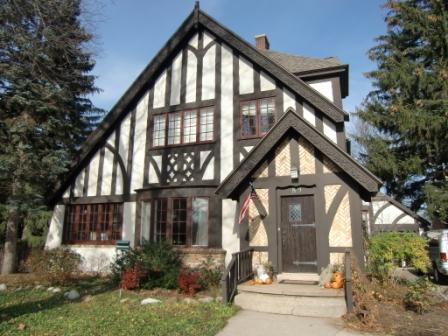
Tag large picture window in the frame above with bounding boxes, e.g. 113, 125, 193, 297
64, 203, 123, 244
152, 107, 214, 147
241, 97, 275, 138
148, 197, 209, 246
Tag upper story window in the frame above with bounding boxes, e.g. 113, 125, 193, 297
241, 97, 275, 138
152, 107, 214, 148
63, 203, 123, 244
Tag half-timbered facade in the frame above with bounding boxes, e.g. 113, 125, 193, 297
45, 5, 420, 274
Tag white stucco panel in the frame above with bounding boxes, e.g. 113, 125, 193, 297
310, 80, 334, 102
323, 117, 338, 143
239, 57, 254, 94
122, 202, 136, 247
203, 31, 214, 48
87, 151, 100, 197
69, 245, 117, 273
188, 33, 199, 49
303, 103, 316, 126
101, 148, 114, 196
170, 52, 182, 106
220, 44, 234, 182
283, 89, 295, 112
45, 205, 65, 249
73, 169, 85, 197
222, 199, 239, 266
148, 155, 161, 184
186, 50, 197, 103
130, 92, 149, 192
203, 157, 214, 180
260, 71, 275, 91
153, 70, 167, 109
202, 45, 216, 100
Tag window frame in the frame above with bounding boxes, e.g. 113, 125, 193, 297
63, 203, 123, 245
240, 97, 276, 139
151, 107, 215, 148
147, 197, 210, 247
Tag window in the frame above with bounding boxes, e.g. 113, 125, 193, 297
148, 197, 209, 246
64, 203, 123, 244
152, 107, 214, 147
241, 97, 275, 138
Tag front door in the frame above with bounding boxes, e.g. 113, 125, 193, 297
280, 195, 317, 273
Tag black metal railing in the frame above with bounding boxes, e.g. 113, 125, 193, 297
344, 249, 354, 312
221, 248, 254, 303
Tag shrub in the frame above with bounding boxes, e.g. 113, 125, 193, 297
178, 268, 202, 295
111, 241, 181, 289
403, 278, 433, 314
197, 257, 222, 290
25, 247, 82, 285
120, 266, 146, 290
366, 232, 429, 279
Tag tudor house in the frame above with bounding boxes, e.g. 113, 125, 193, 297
45, 5, 420, 275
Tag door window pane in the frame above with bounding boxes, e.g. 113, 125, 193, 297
192, 198, 209, 246
289, 203, 302, 222
167, 112, 181, 145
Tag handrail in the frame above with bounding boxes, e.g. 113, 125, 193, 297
221, 248, 254, 303
344, 249, 354, 312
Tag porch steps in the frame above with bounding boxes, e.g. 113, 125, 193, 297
234, 282, 346, 318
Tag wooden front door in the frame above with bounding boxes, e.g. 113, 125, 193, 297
280, 195, 317, 273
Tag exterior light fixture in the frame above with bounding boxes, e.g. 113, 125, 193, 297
290, 166, 299, 180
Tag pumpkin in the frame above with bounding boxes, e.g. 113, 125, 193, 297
264, 278, 273, 285
324, 282, 332, 289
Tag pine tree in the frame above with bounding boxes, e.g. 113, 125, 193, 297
356, 0, 448, 224
0, 0, 102, 273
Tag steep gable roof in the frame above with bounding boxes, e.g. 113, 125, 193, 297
259, 49, 344, 74
216, 109, 382, 199
50, 5, 351, 204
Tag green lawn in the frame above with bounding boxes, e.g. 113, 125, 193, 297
0, 278, 237, 336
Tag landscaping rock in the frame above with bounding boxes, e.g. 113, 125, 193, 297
51, 287, 62, 293
120, 298, 129, 304
15, 287, 22, 291
47, 287, 54, 292
198, 296, 214, 303
141, 298, 161, 305
64, 289, 80, 300
183, 297, 198, 305
164, 297, 178, 304
34, 285, 43, 290
82, 295, 93, 302
0, 284, 6, 291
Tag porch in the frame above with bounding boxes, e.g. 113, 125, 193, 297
221, 248, 353, 318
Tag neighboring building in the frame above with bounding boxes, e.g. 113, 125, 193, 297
45, 5, 417, 274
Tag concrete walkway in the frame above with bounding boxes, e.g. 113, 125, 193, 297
217, 310, 374, 336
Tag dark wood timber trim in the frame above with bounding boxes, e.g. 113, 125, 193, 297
196, 31, 203, 102
232, 51, 240, 167
126, 109, 136, 194
111, 128, 120, 195
143, 89, 154, 185
96, 148, 105, 196
50, 8, 350, 206
62, 194, 135, 205
83, 166, 89, 197
217, 110, 381, 198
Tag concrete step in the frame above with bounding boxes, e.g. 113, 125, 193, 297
234, 283, 346, 318
277, 272, 320, 283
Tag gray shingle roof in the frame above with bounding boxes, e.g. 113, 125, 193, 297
259, 49, 344, 74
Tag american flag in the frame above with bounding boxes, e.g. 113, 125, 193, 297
238, 184, 258, 224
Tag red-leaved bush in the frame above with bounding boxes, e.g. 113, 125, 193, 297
120, 267, 145, 290
177, 269, 202, 295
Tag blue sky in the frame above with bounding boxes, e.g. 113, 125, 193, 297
90, 0, 387, 121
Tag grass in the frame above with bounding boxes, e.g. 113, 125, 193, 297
0, 277, 238, 336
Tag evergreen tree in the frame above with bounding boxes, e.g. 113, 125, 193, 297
356, 0, 448, 224
0, 0, 102, 273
